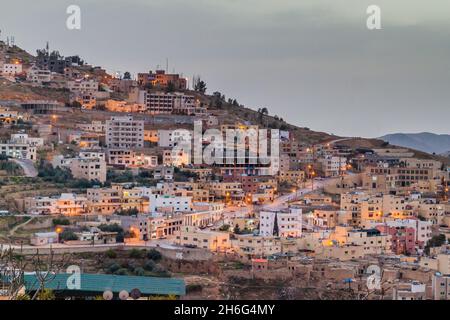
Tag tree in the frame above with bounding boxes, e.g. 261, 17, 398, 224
194, 77, 207, 93
425, 234, 446, 255
123, 71, 131, 80
147, 249, 162, 262
60, 230, 78, 242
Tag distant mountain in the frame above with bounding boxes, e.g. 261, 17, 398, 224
379, 132, 450, 155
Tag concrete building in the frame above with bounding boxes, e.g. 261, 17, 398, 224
175, 226, 231, 252
432, 274, 450, 300
2, 63, 22, 75
26, 65, 52, 84
149, 194, 192, 214
259, 207, 302, 238
105, 116, 144, 149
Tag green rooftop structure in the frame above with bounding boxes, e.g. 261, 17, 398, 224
23, 273, 186, 298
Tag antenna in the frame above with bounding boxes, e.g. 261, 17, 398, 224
166, 58, 168, 73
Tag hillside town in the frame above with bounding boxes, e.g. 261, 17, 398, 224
0, 37, 450, 301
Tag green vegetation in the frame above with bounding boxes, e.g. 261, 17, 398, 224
98, 223, 125, 243
59, 230, 78, 241
0, 159, 23, 176
425, 234, 447, 255
52, 218, 70, 226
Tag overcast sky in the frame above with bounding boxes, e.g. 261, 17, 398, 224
1, 0, 449, 138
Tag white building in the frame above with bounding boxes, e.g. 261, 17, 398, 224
2, 63, 22, 76
10, 133, 44, 147
0, 142, 37, 161
149, 194, 192, 215
259, 207, 302, 238
106, 116, 144, 149
158, 129, 192, 148
30, 232, 59, 246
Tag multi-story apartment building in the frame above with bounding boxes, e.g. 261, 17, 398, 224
67, 78, 98, 93
69, 156, 107, 183
175, 226, 231, 252
259, 207, 302, 238
144, 91, 197, 115
2, 63, 22, 75
432, 274, 450, 300
105, 116, 144, 149
158, 129, 192, 148
232, 235, 282, 261
318, 156, 347, 177
86, 187, 122, 214
26, 65, 52, 84
0, 141, 37, 161
25, 193, 87, 215
76, 121, 105, 133
149, 194, 192, 214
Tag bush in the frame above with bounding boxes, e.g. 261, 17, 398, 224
107, 262, 121, 273
105, 249, 117, 259
52, 218, 70, 226
186, 284, 203, 293
143, 260, 156, 272
60, 230, 78, 241
129, 249, 145, 259
147, 249, 162, 262
114, 268, 129, 276
134, 267, 145, 276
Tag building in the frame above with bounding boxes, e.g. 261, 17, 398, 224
149, 194, 192, 214
175, 226, 231, 252
76, 121, 105, 133
0, 141, 37, 161
259, 207, 302, 238
69, 156, 107, 183
26, 65, 52, 84
158, 129, 192, 148
86, 188, 122, 215
232, 235, 282, 261
432, 274, 450, 300
393, 282, 426, 300
376, 225, 416, 255
30, 232, 59, 246
137, 70, 187, 90
145, 91, 197, 115
319, 156, 347, 177
2, 63, 22, 76
105, 116, 144, 149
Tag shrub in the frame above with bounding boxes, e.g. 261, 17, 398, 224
107, 263, 120, 274
147, 249, 162, 261
105, 249, 117, 259
52, 218, 70, 226
143, 260, 156, 272
129, 249, 144, 259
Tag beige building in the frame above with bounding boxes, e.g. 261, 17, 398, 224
175, 226, 231, 252
232, 234, 282, 261
105, 115, 144, 149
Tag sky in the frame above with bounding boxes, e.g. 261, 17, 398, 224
1, 0, 449, 138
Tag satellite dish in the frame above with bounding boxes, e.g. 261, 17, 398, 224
130, 288, 141, 300
103, 290, 113, 300
119, 290, 129, 300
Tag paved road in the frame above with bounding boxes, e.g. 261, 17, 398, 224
12, 159, 38, 177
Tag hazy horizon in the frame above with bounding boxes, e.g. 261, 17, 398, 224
1, 0, 450, 138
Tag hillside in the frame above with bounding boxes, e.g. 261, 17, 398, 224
380, 132, 450, 155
